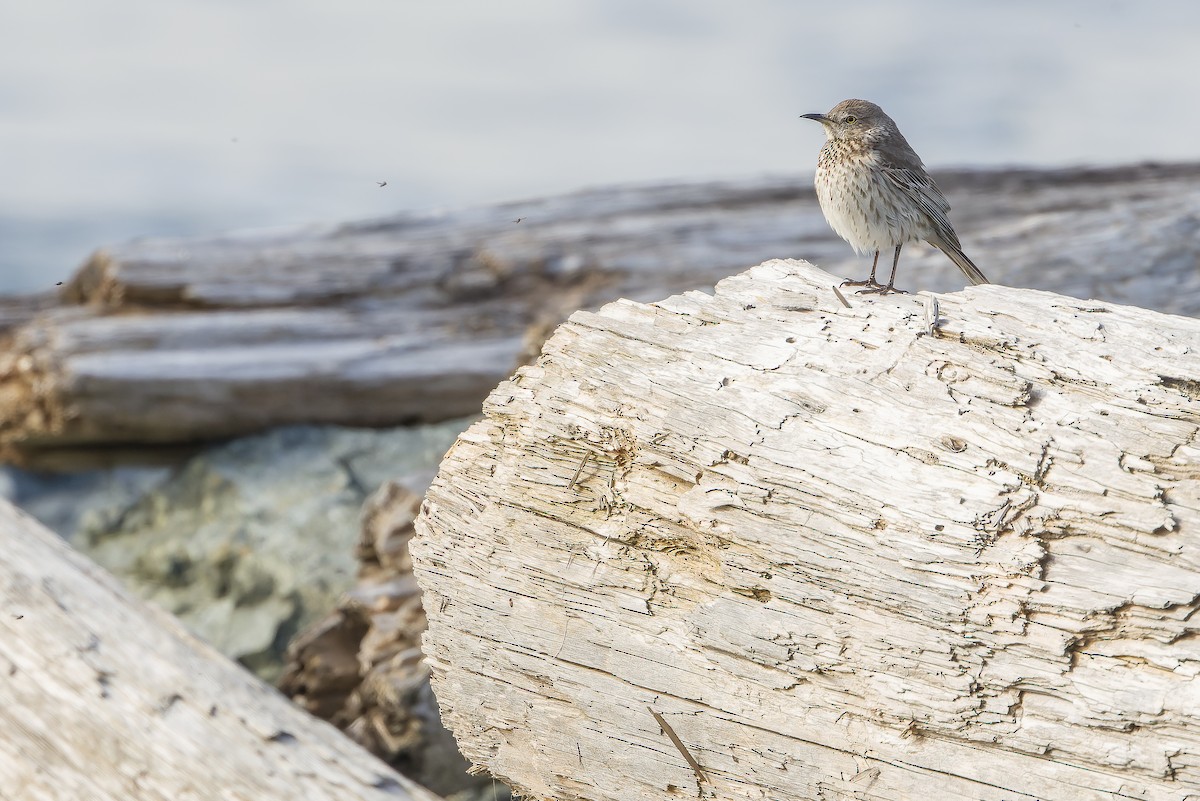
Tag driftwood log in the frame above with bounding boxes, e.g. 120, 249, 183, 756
2, 163, 1199, 464
412, 260, 1200, 801
0, 499, 443, 801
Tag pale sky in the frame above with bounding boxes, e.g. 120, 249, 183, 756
1, 0, 1196, 291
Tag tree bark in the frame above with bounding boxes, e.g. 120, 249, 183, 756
412, 259, 1200, 801
0, 499, 444, 801
3, 163, 1200, 464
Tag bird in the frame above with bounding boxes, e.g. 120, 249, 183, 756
801, 99, 988, 294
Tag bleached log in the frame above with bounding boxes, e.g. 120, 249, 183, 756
412, 259, 1200, 801
3, 163, 1200, 464
0, 499, 443, 801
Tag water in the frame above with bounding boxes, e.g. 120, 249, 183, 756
2, 0, 1196, 293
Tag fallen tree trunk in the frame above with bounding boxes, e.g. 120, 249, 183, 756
2, 163, 1199, 463
412, 259, 1200, 801
0, 500, 444, 801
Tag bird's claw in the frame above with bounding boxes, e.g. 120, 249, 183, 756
855, 284, 909, 296
841, 276, 910, 295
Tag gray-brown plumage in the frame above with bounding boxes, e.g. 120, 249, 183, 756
801, 99, 989, 294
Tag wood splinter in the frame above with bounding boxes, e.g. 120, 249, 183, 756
923, 295, 940, 336
831, 284, 851, 308
569, 451, 591, 489
648, 707, 709, 785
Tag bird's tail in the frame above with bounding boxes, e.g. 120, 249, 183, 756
929, 236, 990, 285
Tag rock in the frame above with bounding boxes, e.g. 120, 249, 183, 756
0, 462, 169, 543
78, 419, 471, 681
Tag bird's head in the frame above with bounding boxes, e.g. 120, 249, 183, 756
801, 99, 894, 142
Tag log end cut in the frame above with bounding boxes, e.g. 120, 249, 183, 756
413, 259, 1200, 801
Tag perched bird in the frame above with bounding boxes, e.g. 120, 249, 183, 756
801, 99, 988, 294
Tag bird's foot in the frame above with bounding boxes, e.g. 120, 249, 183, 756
856, 284, 909, 296
840, 277, 878, 288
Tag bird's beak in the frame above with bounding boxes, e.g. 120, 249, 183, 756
800, 113, 829, 124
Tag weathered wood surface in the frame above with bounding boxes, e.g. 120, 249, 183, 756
0, 499, 444, 801
2, 163, 1199, 463
412, 259, 1200, 801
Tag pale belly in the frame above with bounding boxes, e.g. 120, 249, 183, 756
814, 155, 931, 254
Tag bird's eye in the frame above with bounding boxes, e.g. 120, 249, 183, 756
844, 115, 857, 124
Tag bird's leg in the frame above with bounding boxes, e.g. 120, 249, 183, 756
859, 244, 909, 295
841, 250, 882, 288
885, 244, 905, 291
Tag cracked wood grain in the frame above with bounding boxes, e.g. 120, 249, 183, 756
413, 259, 1200, 801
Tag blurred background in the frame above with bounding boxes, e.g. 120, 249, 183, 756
2, 0, 1198, 294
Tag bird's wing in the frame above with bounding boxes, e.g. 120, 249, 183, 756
883, 167, 961, 249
